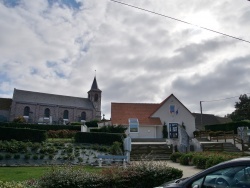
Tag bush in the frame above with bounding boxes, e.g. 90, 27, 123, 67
24, 154, 31, 160
91, 125, 127, 133
75, 132, 124, 145
14, 154, 20, 159
5, 153, 12, 159
0, 122, 81, 131
170, 152, 183, 162
0, 127, 47, 142
47, 130, 78, 138
13, 116, 26, 123
109, 141, 123, 155
85, 120, 99, 128
38, 161, 182, 188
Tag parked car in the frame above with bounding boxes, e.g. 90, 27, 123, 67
155, 157, 250, 188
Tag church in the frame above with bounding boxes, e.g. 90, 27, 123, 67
0, 77, 102, 124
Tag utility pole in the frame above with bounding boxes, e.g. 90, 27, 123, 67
200, 101, 203, 127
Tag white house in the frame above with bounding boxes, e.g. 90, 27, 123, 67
111, 94, 196, 140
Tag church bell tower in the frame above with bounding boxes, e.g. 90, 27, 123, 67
88, 76, 102, 120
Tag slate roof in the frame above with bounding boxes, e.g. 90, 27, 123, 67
111, 103, 162, 125
193, 113, 232, 130
0, 98, 12, 110
13, 89, 94, 109
88, 76, 101, 92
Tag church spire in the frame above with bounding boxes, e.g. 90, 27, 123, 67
90, 76, 101, 91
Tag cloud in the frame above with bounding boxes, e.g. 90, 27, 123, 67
0, 0, 250, 119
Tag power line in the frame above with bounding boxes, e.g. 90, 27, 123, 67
201, 93, 250, 103
110, 0, 250, 44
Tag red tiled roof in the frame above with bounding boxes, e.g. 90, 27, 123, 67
111, 103, 162, 125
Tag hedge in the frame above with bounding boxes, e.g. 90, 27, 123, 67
0, 122, 81, 131
75, 132, 124, 145
39, 161, 183, 188
0, 127, 47, 142
205, 121, 250, 133
90, 125, 127, 133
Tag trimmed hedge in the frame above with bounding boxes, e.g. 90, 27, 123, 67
75, 132, 124, 145
205, 121, 250, 133
0, 127, 47, 142
0, 122, 81, 131
39, 161, 183, 188
170, 151, 246, 169
90, 125, 127, 133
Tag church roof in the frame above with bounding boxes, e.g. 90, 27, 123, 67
13, 89, 94, 109
111, 102, 162, 125
88, 77, 101, 92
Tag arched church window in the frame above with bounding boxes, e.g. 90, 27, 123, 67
94, 94, 98, 102
44, 108, 50, 118
81, 112, 86, 120
63, 110, 69, 119
23, 106, 30, 116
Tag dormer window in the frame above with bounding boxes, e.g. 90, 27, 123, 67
129, 118, 139, 133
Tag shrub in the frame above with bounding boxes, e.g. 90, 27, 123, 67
0, 127, 47, 142
24, 154, 31, 160
13, 116, 26, 123
179, 155, 189, 166
91, 125, 127, 133
75, 132, 124, 146
5, 153, 12, 159
33, 155, 38, 160
0, 122, 81, 131
47, 130, 78, 138
0, 155, 3, 160
170, 152, 183, 162
109, 141, 123, 155
14, 154, 20, 159
38, 162, 182, 188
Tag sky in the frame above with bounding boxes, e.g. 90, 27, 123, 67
0, 0, 250, 119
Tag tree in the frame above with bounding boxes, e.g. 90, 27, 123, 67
230, 94, 250, 121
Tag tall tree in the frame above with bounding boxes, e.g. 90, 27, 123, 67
230, 94, 250, 121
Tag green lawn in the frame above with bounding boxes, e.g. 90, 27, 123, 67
0, 166, 101, 182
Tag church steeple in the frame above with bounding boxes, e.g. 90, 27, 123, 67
88, 76, 102, 120
90, 76, 101, 91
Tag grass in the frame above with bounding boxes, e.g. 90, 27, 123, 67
0, 166, 101, 182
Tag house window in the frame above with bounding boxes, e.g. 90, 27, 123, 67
81, 112, 86, 120
23, 106, 30, 116
169, 123, 178, 138
94, 94, 98, 102
129, 118, 139, 133
63, 110, 69, 119
44, 108, 50, 118
170, 105, 175, 114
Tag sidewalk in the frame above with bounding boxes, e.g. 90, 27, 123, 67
166, 160, 202, 178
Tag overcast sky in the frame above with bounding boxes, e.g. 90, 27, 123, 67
0, 0, 250, 119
